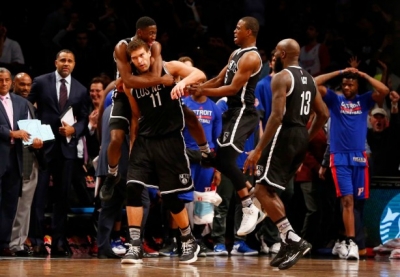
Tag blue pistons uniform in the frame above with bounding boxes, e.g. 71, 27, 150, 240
324, 89, 375, 199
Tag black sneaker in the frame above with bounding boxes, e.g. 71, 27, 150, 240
100, 173, 121, 201
121, 239, 143, 264
270, 242, 288, 267
159, 238, 179, 257
278, 238, 312, 270
198, 241, 212, 257
200, 151, 216, 168
179, 234, 200, 264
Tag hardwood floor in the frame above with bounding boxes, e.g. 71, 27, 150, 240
0, 255, 398, 277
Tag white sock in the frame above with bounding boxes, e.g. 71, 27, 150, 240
108, 164, 118, 176
276, 218, 301, 242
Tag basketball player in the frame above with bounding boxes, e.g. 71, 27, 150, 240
121, 38, 207, 265
100, 17, 212, 201
182, 16, 263, 236
243, 38, 329, 270
315, 67, 389, 260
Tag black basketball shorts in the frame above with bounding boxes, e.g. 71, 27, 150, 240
255, 126, 309, 190
126, 133, 194, 194
109, 90, 132, 134
217, 107, 259, 153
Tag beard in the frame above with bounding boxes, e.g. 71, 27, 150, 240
274, 56, 284, 73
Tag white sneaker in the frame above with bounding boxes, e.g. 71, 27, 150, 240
269, 242, 281, 254
331, 240, 341, 255
332, 240, 349, 259
237, 204, 259, 236
347, 240, 359, 260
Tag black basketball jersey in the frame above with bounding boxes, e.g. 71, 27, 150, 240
114, 37, 150, 79
131, 63, 184, 137
282, 66, 317, 127
224, 47, 262, 109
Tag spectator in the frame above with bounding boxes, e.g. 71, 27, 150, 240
299, 22, 330, 77
28, 49, 89, 257
315, 67, 389, 260
9, 72, 45, 257
367, 92, 400, 177
0, 67, 30, 256
0, 21, 26, 77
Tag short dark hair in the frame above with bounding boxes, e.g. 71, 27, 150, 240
56, 49, 74, 59
342, 72, 360, 81
136, 16, 156, 30
178, 56, 194, 65
241, 16, 259, 37
127, 38, 149, 55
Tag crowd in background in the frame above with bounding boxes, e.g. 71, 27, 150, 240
1, 0, 400, 259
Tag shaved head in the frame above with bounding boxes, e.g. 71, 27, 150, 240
277, 39, 300, 57
274, 38, 301, 72
13, 72, 32, 98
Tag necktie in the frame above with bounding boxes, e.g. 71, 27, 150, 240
1, 95, 13, 130
59, 79, 68, 110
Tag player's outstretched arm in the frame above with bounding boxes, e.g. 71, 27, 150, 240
168, 61, 206, 99
189, 51, 260, 98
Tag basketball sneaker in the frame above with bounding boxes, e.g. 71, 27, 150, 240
237, 204, 259, 236
100, 173, 120, 201
143, 240, 159, 257
121, 239, 143, 264
347, 240, 359, 260
335, 240, 349, 259
159, 238, 179, 257
111, 238, 127, 255
207, 243, 229, 256
278, 235, 312, 270
270, 242, 288, 267
179, 234, 200, 264
231, 240, 258, 256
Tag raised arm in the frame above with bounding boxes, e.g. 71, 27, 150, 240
314, 67, 356, 97
357, 70, 389, 103
149, 42, 162, 77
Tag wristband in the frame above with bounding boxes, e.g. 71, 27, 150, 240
339, 70, 343, 75
392, 102, 398, 109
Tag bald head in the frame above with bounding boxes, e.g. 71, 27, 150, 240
273, 38, 300, 72
277, 39, 300, 57
13, 72, 32, 98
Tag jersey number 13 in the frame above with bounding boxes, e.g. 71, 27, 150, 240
300, 90, 311, 115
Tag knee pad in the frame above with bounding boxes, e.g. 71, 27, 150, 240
126, 182, 144, 207
162, 193, 185, 214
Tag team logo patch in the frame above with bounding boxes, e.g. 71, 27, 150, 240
179, 174, 190, 185
256, 165, 264, 177
223, 132, 230, 142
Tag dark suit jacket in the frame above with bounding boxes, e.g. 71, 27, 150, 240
28, 72, 89, 161
0, 93, 29, 177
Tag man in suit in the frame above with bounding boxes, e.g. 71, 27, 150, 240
9, 72, 45, 256
0, 67, 30, 256
28, 49, 89, 257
